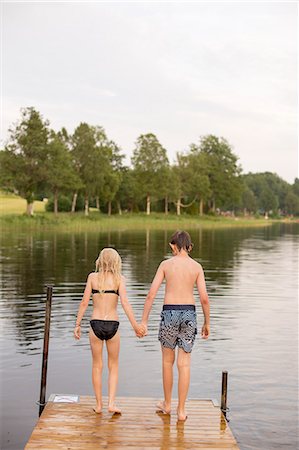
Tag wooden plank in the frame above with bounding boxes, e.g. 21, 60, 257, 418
25, 396, 240, 450
27, 445, 239, 449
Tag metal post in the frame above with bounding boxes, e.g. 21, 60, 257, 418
221, 371, 228, 419
38, 285, 53, 416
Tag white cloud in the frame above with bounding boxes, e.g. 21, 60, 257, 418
1, 2, 297, 182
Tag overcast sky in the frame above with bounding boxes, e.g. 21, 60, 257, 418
2, 2, 297, 182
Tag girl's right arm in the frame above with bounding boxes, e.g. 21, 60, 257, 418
119, 275, 144, 337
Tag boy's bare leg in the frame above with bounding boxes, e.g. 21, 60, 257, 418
106, 332, 121, 413
89, 329, 104, 413
177, 348, 191, 420
159, 346, 175, 413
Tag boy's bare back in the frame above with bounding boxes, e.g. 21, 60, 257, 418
162, 255, 206, 305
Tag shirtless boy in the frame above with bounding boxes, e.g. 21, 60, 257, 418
140, 230, 210, 421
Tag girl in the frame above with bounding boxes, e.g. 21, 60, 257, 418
74, 247, 144, 414
140, 230, 210, 421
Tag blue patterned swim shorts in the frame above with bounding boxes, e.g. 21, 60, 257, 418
158, 304, 197, 353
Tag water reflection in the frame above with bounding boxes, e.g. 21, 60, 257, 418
0, 225, 284, 351
0, 224, 298, 354
157, 413, 172, 449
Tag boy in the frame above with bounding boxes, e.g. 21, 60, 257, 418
140, 230, 210, 421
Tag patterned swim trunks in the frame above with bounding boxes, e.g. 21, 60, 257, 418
158, 304, 197, 353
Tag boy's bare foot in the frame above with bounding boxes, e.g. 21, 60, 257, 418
156, 401, 171, 414
108, 403, 122, 414
177, 409, 187, 421
93, 405, 102, 414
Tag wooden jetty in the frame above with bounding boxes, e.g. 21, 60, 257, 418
25, 395, 240, 449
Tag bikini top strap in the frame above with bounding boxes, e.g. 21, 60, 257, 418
92, 289, 119, 295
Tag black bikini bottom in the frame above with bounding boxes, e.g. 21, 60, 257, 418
90, 320, 119, 341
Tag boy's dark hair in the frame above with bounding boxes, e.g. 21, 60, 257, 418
170, 230, 193, 253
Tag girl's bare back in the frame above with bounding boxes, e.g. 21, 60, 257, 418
89, 272, 119, 321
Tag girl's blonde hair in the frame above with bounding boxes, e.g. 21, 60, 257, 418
95, 248, 122, 291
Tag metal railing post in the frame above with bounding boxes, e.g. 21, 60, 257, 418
38, 285, 53, 416
221, 370, 228, 419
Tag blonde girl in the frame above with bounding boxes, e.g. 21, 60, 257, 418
74, 248, 144, 414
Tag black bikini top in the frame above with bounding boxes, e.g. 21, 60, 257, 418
92, 289, 119, 296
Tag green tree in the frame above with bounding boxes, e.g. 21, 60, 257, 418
159, 165, 174, 214
45, 130, 82, 214
101, 172, 120, 215
0, 107, 49, 215
292, 178, 299, 196
172, 153, 195, 215
244, 172, 289, 215
259, 187, 279, 215
285, 190, 299, 215
187, 147, 211, 215
240, 186, 257, 215
197, 135, 242, 211
131, 133, 169, 215
115, 167, 142, 213
71, 124, 112, 215
71, 123, 95, 215
101, 141, 124, 215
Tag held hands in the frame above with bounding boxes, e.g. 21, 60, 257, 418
134, 322, 148, 338
74, 323, 147, 339
201, 323, 210, 339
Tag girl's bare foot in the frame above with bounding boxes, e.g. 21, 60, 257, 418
93, 404, 102, 414
108, 403, 122, 414
156, 401, 171, 414
177, 408, 187, 421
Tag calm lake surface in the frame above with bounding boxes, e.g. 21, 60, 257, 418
0, 223, 298, 450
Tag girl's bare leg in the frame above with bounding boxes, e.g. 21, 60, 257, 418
106, 331, 121, 413
159, 346, 175, 413
177, 348, 191, 420
89, 329, 104, 412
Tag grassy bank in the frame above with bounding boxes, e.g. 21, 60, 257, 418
0, 191, 45, 214
0, 210, 284, 232
1, 191, 295, 231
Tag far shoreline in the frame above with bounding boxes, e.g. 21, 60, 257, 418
0, 211, 297, 232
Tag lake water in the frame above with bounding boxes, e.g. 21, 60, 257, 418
0, 223, 298, 450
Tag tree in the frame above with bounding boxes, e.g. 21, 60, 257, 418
158, 165, 173, 214
101, 141, 124, 215
71, 124, 112, 215
131, 134, 169, 215
197, 135, 242, 211
292, 178, 299, 196
240, 186, 257, 215
244, 172, 290, 215
45, 130, 82, 214
187, 147, 211, 215
114, 167, 142, 213
259, 187, 278, 215
172, 153, 195, 215
0, 107, 49, 215
71, 123, 96, 215
285, 190, 299, 215
101, 172, 120, 215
